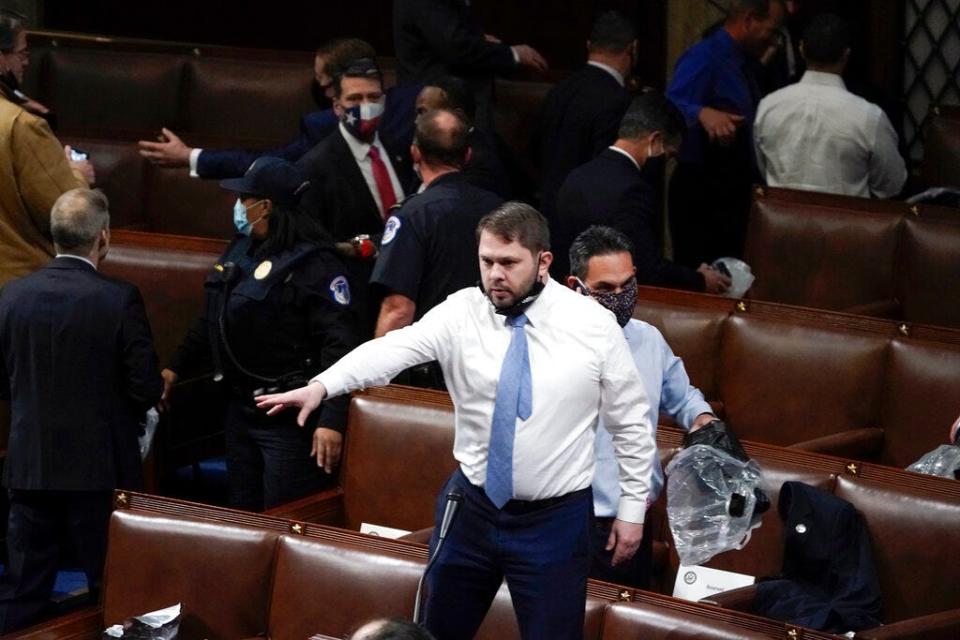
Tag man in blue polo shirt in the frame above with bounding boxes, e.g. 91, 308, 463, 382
666, 0, 784, 269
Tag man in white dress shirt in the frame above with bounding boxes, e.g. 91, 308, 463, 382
754, 13, 906, 198
257, 202, 656, 639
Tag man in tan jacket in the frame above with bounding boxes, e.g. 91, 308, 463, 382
0, 13, 91, 286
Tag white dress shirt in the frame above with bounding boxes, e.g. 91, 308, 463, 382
754, 70, 906, 198
338, 122, 405, 217
593, 319, 713, 518
314, 278, 656, 523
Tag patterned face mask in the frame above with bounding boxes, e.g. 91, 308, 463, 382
576, 276, 638, 327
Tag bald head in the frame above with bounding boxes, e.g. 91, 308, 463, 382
51, 188, 110, 256
413, 108, 469, 170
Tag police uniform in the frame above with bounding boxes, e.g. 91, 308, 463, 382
169, 236, 357, 511
371, 171, 503, 319
370, 171, 502, 389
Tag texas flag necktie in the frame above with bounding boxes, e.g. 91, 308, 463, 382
367, 145, 397, 218
485, 313, 533, 509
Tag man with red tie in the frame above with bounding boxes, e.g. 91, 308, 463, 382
297, 58, 415, 337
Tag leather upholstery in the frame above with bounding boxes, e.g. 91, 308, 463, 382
744, 187, 960, 329
599, 600, 775, 639
718, 315, 888, 445
141, 165, 235, 238
182, 57, 315, 145
102, 510, 278, 640
267, 535, 424, 640
341, 391, 459, 532
833, 476, 960, 623
45, 49, 185, 137
879, 339, 960, 468
631, 288, 960, 465
61, 136, 148, 230
745, 193, 901, 311
896, 216, 960, 328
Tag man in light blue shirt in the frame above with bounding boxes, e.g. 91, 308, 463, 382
566, 225, 716, 589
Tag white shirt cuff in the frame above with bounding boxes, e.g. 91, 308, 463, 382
312, 371, 347, 399
188, 148, 203, 178
617, 497, 648, 525
510, 46, 519, 64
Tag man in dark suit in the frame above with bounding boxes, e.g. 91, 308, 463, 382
534, 10, 635, 226
393, 0, 547, 128
137, 38, 421, 180
0, 188, 163, 633
554, 92, 731, 294
297, 58, 415, 338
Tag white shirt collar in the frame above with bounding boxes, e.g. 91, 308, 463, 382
800, 70, 847, 90
339, 121, 384, 162
607, 145, 642, 172
56, 254, 97, 270
587, 60, 625, 87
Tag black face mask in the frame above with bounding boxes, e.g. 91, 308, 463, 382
311, 79, 332, 110
478, 279, 545, 317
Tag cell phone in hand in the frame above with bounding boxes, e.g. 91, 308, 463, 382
69, 148, 89, 162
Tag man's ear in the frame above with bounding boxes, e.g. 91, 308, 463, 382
538, 250, 553, 277
411, 144, 422, 165
565, 275, 580, 291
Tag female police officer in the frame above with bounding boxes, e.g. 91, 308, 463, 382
161, 157, 357, 511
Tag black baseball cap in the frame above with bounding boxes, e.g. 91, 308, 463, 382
220, 157, 310, 206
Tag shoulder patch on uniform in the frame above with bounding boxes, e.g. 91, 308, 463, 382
382, 215, 402, 245
329, 275, 351, 306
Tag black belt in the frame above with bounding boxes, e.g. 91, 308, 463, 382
499, 487, 591, 516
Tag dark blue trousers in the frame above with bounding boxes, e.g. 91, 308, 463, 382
224, 400, 332, 512
424, 469, 592, 640
0, 490, 111, 633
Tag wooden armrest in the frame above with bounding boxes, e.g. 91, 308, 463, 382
698, 584, 758, 612
399, 526, 434, 544
7, 605, 101, 640
791, 428, 885, 459
264, 487, 345, 525
854, 608, 960, 640
843, 299, 901, 318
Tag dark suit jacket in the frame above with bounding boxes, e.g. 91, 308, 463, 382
197, 85, 422, 180
464, 127, 510, 199
755, 481, 882, 633
535, 64, 630, 221
296, 128, 414, 337
393, 0, 515, 86
296, 129, 414, 242
0, 257, 162, 491
554, 148, 705, 291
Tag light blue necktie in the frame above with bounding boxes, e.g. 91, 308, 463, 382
485, 313, 532, 509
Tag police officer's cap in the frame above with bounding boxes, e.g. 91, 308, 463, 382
220, 157, 310, 206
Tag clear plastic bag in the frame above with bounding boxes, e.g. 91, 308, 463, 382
103, 603, 181, 640
666, 445, 765, 566
906, 445, 960, 479
711, 257, 755, 298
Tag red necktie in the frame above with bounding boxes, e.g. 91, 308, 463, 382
367, 145, 397, 218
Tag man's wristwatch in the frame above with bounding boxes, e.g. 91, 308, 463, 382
350, 234, 377, 259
